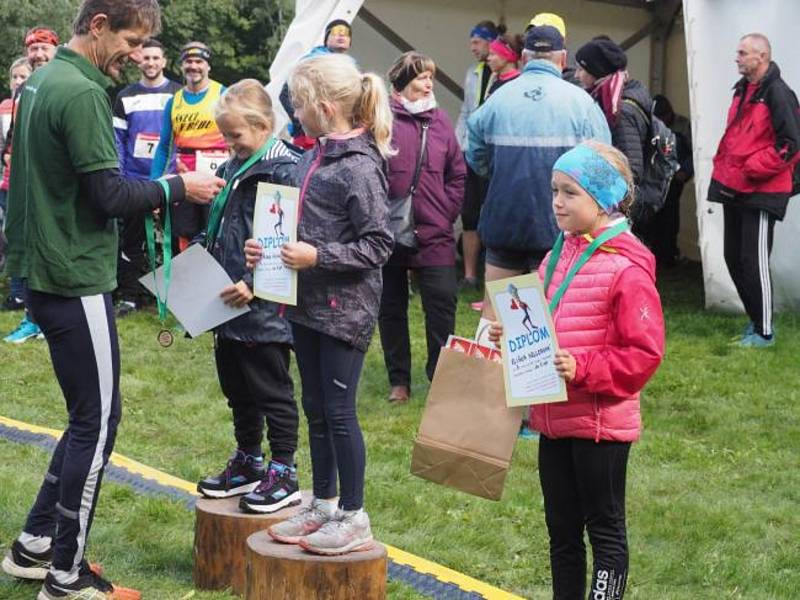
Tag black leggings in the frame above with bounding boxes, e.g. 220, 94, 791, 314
24, 291, 121, 575
539, 435, 631, 600
291, 323, 366, 511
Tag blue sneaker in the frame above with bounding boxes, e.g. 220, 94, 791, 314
737, 332, 775, 348
730, 321, 754, 342
519, 425, 539, 440
239, 461, 302, 514
3, 318, 43, 344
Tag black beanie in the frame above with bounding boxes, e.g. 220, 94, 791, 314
324, 19, 352, 44
575, 39, 627, 78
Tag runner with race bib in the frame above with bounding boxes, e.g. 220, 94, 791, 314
113, 38, 180, 317
151, 41, 228, 250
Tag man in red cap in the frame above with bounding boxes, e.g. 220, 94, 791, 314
25, 26, 59, 70
2, 26, 60, 344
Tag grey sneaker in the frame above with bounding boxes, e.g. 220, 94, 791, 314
268, 497, 336, 544
299, 509, 374, 555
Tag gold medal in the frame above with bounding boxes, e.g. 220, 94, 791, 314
157, 329, 174, 348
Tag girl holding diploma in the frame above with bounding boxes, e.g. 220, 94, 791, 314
245, 55, 393, 555
196, 80, 304, 515
490, 141, 665, 599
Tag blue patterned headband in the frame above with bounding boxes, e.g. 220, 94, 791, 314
552, 144, 628, 214
470, 26, 496, 41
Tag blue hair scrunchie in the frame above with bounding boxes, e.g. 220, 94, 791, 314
470, 26, 496, 42
552, 144, 628, 214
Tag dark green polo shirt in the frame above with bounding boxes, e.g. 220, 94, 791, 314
5, 46, 120, 296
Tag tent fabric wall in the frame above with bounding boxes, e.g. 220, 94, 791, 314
683, 0, 800, 312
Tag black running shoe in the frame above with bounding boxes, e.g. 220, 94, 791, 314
1, 539, 52, 580
197, 451, 265, 498
239, 461, 302, 514
1, 295, 25, 311
114, 301, 137, 319
37, 567, 113, 600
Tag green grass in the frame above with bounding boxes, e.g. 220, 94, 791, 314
0, 261, 798, 599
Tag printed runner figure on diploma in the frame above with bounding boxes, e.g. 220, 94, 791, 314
487, 273, 567, 407
253, 182, 298, 305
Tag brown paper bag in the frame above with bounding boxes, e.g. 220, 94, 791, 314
410, 347, 525, 501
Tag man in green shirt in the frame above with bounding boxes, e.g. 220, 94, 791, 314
1, 2, 224, 598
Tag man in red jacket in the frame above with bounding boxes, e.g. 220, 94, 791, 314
708, 33, 800, 348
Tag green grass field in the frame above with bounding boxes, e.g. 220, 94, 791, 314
0, 261, 798, 599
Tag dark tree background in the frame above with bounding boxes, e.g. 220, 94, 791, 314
0, 0, 293, 99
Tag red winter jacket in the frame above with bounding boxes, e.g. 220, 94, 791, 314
531, 224, 665, 442
708, 62, 800, 220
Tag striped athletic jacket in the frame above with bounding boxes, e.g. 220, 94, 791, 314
466, 59, 611, 253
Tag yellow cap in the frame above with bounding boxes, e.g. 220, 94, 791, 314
528, 12, 566, 39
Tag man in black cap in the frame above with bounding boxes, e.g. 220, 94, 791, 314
150, 40, 228, 249
279, 19, 354, 149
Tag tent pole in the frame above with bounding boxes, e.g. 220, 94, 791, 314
357, 6, 464, 100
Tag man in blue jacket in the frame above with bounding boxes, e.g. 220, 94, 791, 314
466, 25, 611, 328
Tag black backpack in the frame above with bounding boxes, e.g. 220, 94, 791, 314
625, 98, 681, 225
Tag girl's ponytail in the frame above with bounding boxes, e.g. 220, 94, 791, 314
290, 55, 395, 158
357, 72, 396, 159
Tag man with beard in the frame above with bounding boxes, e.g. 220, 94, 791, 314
112, 38, 180, 317
150, 41, 227, 250
0, 1, 224, 596
2, 27, 59, 341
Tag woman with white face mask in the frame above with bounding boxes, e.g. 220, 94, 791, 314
379, 52, 466, 404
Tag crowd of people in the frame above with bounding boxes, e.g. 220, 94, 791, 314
0, 1, 797, 599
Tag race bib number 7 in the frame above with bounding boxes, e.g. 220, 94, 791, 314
133, 133, 160, 159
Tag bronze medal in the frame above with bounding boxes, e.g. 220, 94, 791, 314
157, 329, 174, 348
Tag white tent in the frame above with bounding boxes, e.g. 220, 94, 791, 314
269, 0, 800, 312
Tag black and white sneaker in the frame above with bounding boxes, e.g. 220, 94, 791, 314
197, 451, 265, 498
239, 461, 302, 514
2, 539, 52, 580
37, 567, 113, 600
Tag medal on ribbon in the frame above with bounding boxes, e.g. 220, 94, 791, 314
146, 178, 175, 347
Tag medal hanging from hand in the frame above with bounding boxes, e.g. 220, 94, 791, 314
146, 179, 175, 347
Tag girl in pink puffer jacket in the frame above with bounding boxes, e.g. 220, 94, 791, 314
490, 140, 664, 600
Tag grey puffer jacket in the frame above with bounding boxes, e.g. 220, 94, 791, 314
289, 133, 393, 351
612, 78, 652, 184
209, 141, 299, 344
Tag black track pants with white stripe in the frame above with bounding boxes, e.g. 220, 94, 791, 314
723, 206, 776, 337
23, 291, 121, 576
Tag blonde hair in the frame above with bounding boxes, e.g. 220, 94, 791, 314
583, 140, 636, 217
215, 79, 274, 132
289, 54, 395, 158
9, 57, 31, 77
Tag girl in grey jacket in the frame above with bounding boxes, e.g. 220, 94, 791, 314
247, 54, 394, 555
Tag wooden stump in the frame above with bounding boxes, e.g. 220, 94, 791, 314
245, 530, 387, 600
193, 493, 309, 596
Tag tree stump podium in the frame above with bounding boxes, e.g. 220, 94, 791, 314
245, 530, 387, 600
193, 493, 308, 595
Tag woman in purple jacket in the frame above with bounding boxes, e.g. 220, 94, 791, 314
380, 52, 466, 403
